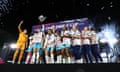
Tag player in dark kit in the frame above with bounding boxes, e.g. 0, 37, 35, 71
81, 26, 93, 63
70, 25, 82, 63
90, 28, 103, 63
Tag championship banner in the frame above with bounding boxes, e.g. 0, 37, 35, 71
32, 18, 89, 32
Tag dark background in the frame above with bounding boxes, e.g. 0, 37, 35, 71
0, 1, 120, 71
0, 0, 120, 47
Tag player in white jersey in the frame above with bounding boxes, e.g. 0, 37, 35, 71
25, 33, 33, 64
70, 25, 82, 63
44, 29, 55, 64
81, 26, 93, 63
90, 28, 103, 63
55, 30, 64, 64
30, 28, 44, 64
61, 26, 71, 64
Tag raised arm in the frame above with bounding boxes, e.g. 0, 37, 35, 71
18, 20, 24, 33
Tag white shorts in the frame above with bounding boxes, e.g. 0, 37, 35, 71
73, 39, 81, 45
82, 39, 90, 45
63, 38, 71, 45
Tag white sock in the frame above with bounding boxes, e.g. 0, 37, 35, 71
25, 55, 30, 64
71, 57, 75, 64
62, 58, 66, 64
79, 58, 83, 63
36, 52, 39, 64
68, 57, 71, 63
17, 61, 21, 64
59, 55, 62, 64
51, 54, 54, 63
76, 60, 80, 63
30, 53, 35, 64
56, 55, 59, 63
12, 60, 15, 64
39, 60, 42, 64
45, 55, 49, 64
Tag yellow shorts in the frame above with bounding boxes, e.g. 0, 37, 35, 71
16, 42, 26, 50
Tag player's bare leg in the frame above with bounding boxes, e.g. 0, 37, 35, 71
12, 48, 19, 64
25, 52, 32, 64
61, 48, 66, 64
36, 48, 40, 64
50, 48, 54, 64
17, 49, 24, 64
45, 50, 50, 64
30, 49, 36, 64
65, 48, 71, 64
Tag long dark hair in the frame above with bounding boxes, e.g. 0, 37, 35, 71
63, 26, 68, 31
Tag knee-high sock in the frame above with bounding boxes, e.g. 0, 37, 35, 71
62, 58, 66, 64
39, 60, 42, 64
51, 54, 54, 63
18, 50, 24, 62
30, 53, 35, 64
71, 57, 75, 64
67, 57, 71, 63
25, 54, 31, 64
59, 55, 62, 63
56, 55, 60, 63
45, 55, 49, 64
80, 58, 83, 63
36, 52, 39, 64
13, 49, 19, 62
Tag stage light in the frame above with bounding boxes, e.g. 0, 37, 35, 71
100, 39, 107, 43
10, 43, 16, 49
112, 38, 118, 43
98, 24, 119, 50
100, 52, 107, 57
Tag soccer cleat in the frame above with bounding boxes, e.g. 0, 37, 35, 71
17, 61, 21, 64
36, 59, 39, 64
11, 60, 15, 64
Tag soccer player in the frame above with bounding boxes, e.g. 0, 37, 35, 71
70, 25, 82, 63
12, 20, 28, 64
61, 26, 71, 64
90, 28, 103, 63
81, 26, 93, 63
52, 25, 56, 34
55, 30, 64, 64
39, 30, 45, 64
44, 29, 55, 64
30, 28, 44, 64
25, 33, 33, 64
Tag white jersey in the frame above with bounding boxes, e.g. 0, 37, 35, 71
91, 31, 99, 44
55, 36, 62, 47
28, 36, 33, 48
70, 30, 81, 45
62, 30, 71, 44
82, 30, 91, 45
45, 34, 55, 48
32, 32, 43, 43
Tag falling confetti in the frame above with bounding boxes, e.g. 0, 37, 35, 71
101, 6, 104, 10
86, 3, 90, 6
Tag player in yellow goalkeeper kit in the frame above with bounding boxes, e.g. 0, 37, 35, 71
12, 20, 28, 64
